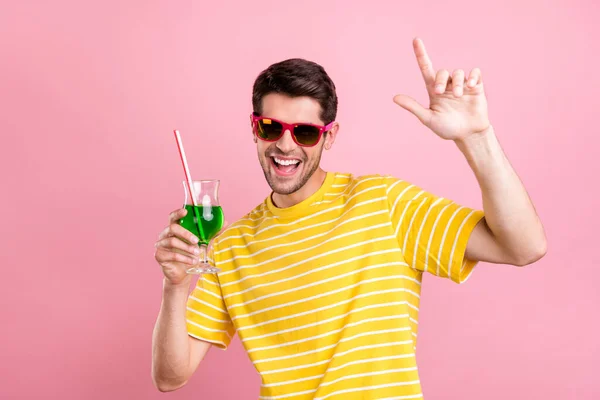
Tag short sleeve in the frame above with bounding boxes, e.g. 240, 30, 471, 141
186, 245, 235, 350
384, 176, 485, 284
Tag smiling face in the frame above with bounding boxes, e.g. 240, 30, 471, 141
254, 93, 338, 196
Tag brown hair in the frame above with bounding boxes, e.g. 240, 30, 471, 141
252, 58, 338, 124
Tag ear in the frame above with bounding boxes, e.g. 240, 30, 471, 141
250, 114, 257, 143
323, 122, 340, 150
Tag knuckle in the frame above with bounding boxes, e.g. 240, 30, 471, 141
171, 209, 184, 222
436, 74, 448, 84
177, 254, 192, 264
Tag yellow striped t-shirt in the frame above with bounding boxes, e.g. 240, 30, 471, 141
186, 171, 484, 399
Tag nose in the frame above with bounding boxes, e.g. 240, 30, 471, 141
275, 129, 297, 153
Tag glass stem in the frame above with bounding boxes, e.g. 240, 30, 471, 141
199, 244, 208, 264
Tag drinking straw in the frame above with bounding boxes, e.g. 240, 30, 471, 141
173, 130, 206, 244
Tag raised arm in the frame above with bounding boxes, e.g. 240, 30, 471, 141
151, 208, 215, 391
393, 38, 547, 266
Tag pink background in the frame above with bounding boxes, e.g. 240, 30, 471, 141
2, 0, 598, 399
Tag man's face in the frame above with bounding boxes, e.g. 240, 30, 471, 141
254, 93, 334, 195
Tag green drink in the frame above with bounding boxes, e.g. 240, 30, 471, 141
179, 179, 223, 274
180, 205, 225, 245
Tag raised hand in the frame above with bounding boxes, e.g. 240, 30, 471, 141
393, 37, 491, 142
155, 208, 227, 285
155, 208, 202, 286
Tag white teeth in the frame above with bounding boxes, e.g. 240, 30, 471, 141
274, 157, 300, 166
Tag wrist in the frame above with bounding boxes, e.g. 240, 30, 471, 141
454, 124, 495, 155
163, 276, 192, 293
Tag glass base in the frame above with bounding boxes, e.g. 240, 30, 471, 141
186, 264, 221, 274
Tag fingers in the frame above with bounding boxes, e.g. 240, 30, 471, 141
413, 37, 435, 85
155, 236, 201, 257
412, 39, 483, 96
452, 69, 465, 97
154, 247, 198, 266
158, 222, 199, 244
434, 69, 450, 94
453, 68, 486, 96
393, 94, 432, 126
431, 67, 482, 96
467, 68, 482, 88
169, 207, 187, 224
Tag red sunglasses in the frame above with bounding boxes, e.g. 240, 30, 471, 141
251, 113, 335, 147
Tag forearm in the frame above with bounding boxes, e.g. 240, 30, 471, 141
455, 126, 547, 264
152, 277, 194, 391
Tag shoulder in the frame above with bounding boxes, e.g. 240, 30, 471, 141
331, 172, 384, 187
342, 172, 405, 192
338, 172, 422, 199
325, 172, 412, 204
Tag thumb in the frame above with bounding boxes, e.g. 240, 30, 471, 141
393, 94, 431, 126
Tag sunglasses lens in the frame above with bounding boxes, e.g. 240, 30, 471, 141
257, 118, 283, 141
293, 125, 321, 146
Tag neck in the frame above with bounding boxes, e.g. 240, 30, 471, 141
272, 168, 327, 209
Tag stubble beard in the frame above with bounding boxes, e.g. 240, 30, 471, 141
260, 146, 324, 195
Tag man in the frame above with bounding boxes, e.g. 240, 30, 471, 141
152, 38, 547, 399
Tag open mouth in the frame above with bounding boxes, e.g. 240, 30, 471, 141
270, 156, 302, 176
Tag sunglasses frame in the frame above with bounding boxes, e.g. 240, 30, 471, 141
250, 113, 335, 147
